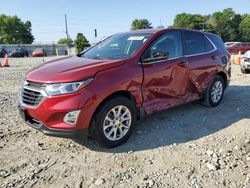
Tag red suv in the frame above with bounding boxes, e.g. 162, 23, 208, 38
19, 29, 231, 147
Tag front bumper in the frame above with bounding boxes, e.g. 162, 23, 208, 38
18, 105, 88, 138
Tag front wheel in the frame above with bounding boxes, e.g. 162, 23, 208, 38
202, 75, 225, 107
90, 96, 137, 148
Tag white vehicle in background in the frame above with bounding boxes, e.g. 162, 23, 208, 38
241, 50, 250, 74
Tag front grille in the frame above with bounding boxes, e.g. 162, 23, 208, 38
25, 81, 47, 88
21, 81, 46, 107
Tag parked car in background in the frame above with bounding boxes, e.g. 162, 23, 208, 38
0, 47, 7, 58
32, 48, 47, 57
9, 47, 29, 57
225, 42, 238, 47
241, 50, 250, 74
19, 29, 231, 148
226, 42, 250, 54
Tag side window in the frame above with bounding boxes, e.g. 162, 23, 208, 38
184, 31, 206, 55
205, 37, 215, 52
143, 31, 183, 62
206, 34, 226, 50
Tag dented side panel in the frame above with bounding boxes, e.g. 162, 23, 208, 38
188, 51, 219, 94
142, 51, 223, 115
142, 57, 193, 114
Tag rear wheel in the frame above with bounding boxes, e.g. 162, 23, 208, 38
90, 96, 137, 148
202, 75, 225, 107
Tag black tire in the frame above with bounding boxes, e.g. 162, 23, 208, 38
241, 68, 250, 74
90, 96, 137, 148
202, 75, 225, 107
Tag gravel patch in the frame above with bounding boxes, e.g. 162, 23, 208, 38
0, 57, 249, 188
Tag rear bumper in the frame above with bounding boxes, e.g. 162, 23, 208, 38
18, 105, 88, 138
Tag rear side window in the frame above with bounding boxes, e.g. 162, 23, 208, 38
184, 31, 214, 55
206, 34, 226, 50
205, 37, 214, 52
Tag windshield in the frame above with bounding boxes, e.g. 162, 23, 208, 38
81, 33, 151, 60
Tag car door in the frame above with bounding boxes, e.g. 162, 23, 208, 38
141, 30, 190, 114
183, 30, 218, 95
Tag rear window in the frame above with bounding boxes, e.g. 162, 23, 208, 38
206, 34, 226, 50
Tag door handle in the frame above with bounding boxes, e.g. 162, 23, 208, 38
178, 62, 188, 67
211, 55, 216, 60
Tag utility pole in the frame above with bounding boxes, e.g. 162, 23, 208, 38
65, 14, 69, 42
94, 29, 97, 44
65, 14, 70, 55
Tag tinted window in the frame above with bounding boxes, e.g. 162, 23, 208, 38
143, 31, 183, 61
205, 37, 214, 52
184, 31, 207, 55
206, 34, 226, 50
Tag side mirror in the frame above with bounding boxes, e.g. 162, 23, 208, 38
142, 51, 169, 63
152, 51, 168, 59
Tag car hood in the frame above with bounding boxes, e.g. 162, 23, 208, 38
25, 56, 126, 83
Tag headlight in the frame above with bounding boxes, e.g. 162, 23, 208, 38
44, 78, 93, 96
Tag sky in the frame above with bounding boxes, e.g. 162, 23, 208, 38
0, 0, 249, 44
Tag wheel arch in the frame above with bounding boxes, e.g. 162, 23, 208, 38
217, 71, 228, 88
88, 90, 142, 138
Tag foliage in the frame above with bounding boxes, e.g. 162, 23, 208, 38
207, 8, 241, 41
239, 14, 250, 42
131, 19, 152, 30
172, 8, 250, 42
0, 14, 34, 44
156, 25, 165, 29
173, 13, 205, 30
57, 38, 73, 46
74, 33, 90, 54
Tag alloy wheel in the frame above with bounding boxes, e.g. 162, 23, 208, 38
103, 105, 132, 141
211, 81, 223, 103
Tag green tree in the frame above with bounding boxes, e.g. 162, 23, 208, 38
239, 14, 250, 41
57, 38, 73, 46
207, 8, 241, 41
75, 33, 90, 54
173, 13, 205, 30
0, 14, 34, 44
131, 19, 152, 30
156, 25, 165, 29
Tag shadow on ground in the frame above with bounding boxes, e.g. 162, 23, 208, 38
75, 85, 250, 153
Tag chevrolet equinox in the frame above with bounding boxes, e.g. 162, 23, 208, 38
19, 29, 231, 147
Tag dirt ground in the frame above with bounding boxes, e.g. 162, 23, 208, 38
0, 57, 249, 188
